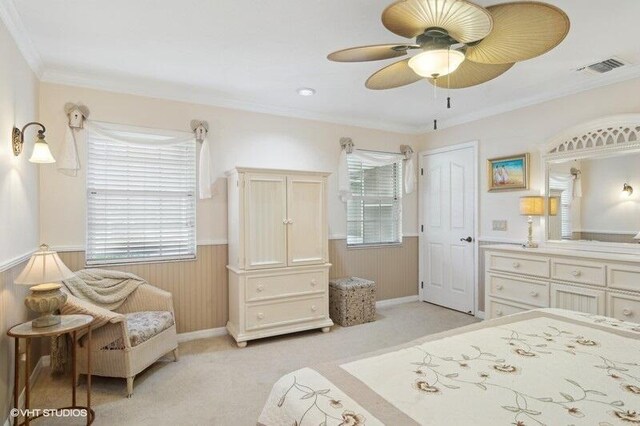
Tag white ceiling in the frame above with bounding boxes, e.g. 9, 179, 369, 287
5, 0, 640, 133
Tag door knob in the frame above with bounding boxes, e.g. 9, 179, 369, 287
623, 308, 632, 317
460, 236, 473, 243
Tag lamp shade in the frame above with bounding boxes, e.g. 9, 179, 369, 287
548, 196, 560, 216
520, 196, 545, 216
408, 49, 465, 78
14, 244, 74, 286
635, 232, 640, 240
29, 139, 56, 164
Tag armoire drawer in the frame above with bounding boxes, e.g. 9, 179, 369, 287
245, 270, 325, 302
487, 253, 550, 278
551, 259, 605, 287
487, 298, 536, 319
607, 292, 640, 322
246, 296, 326, 330
487, 274, 549, 307
607, 263, 640, 292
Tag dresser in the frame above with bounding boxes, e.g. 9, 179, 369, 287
226, 167, 333, 347
484, 244, 640, 321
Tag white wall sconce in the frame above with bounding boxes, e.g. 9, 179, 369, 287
622, 183, 634, 197
12, 122, 56, 163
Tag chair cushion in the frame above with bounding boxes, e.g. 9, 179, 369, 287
102, 311, 175, 350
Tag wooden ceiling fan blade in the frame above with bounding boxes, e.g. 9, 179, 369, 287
427, 59, 514, 88
466, 2, 570, 65
327, 44, 418, 62
366, 58, 423, 90
382, 0, 493, 43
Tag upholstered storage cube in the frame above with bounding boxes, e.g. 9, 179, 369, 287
329, 277, 376, 327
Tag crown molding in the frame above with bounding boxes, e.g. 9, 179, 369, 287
40, 67, 422, 135
0, 0, 43, 78
417, 64, 640, 134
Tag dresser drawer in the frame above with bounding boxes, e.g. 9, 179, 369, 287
487, 298, 536, 320
550, 283, 605, 315
551, 259, 605, 287
607, 264, 640, 292
487, 253, 550, 278
487, 274, 549, 307
245, 270, 326, 302
607, 292, 640, 322
245, 296, 326, 331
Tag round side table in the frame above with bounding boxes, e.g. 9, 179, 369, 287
7, 314, 95, 426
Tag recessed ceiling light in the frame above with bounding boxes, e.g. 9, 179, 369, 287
297, 88, 316, 96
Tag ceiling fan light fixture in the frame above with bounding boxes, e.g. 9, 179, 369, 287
408, 49, 465, 78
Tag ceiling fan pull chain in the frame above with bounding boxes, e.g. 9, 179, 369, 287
447, 47, 452, 109
447, 97, 451, 109
433, 119, 438, 130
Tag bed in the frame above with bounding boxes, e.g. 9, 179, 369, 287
258, 308, 640, 425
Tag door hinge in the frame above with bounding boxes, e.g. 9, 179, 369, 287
420, 168, 424, 176
421, 281, 424, 289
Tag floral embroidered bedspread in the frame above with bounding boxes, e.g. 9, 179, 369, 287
258, 309, 640, 426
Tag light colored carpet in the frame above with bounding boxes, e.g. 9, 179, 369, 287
30, 301, 478, 425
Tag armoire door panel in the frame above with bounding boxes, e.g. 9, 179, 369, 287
244, 174, 288, 269
287, 176, 326, 266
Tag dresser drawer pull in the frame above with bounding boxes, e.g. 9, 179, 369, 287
529, 291, 539, 297
623, 309, 633, 317
310, 279, 317, 287
512, 262, 520, 268
571, 270, 581, 277
496, 309, 503, 317
256, 284, 265, 292
311, 305, 318, 312
257, 313, 265, 320
496, 284, 504, 291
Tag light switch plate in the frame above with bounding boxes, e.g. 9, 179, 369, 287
492, 220, 508, 231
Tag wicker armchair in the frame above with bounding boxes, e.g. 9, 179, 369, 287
61, 283, 179, 397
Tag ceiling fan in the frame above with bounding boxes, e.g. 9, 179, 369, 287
328, 0, 570, 94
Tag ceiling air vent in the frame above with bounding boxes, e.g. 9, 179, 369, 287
578, 57, 628, 75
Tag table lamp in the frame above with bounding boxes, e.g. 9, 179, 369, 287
14, 244, 75, 328
520, 196, 545, 248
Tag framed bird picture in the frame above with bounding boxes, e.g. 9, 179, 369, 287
487, 153, 530, 192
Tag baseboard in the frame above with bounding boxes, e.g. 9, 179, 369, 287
3, 355, 51, 426
376, 295, 419, 308
177, 326, 228, 343
475, 310, 486, 320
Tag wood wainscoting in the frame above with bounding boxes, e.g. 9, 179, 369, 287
57, 238, 418, 334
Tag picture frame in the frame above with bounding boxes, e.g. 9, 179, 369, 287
487, 153, 530, 192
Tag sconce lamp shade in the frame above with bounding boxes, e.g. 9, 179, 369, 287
29, 139, 56, 164
15, 244, 74, 286
548, 196, 560, 216
520, 196, 545, 216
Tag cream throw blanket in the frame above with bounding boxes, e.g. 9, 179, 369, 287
52, 269, 146, 374
62, 268, 146, 310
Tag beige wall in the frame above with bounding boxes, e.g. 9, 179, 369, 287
38, 83, 421, 249
54, 239, 418, 333
418, 77, 640, 311
0, 17, 41, 424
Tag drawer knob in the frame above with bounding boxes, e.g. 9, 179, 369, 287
623, 309, 632, 317
571, 270, 581, 277
496, 284, 504, 291
310, 279, 317, 287
529, 291, 538, 297
512, 262, 520, 268
257, 313, 265, 320
256, 284, 264, 292
496, 309, 503, 317
311, 305, 318, 312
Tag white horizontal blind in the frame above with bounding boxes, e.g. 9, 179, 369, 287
347, 155, 402, 245
549, 178, 572, 240
86, 129, 196, 265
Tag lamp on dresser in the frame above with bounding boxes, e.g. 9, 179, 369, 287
14, 244, 75, 328
520, 196, 545, 249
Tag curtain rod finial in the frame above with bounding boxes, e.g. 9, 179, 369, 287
191, 120, 209, 142
340, 137, 354, 154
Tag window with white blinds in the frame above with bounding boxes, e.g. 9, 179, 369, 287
347, 156, 402, 246
86, 128, 196, 265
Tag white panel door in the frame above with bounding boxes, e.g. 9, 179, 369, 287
420, 146, 475, 314
287, 176, 327, 266
244, 173, 288, 269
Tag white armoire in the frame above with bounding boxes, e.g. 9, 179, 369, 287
226, 167, 333, 347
